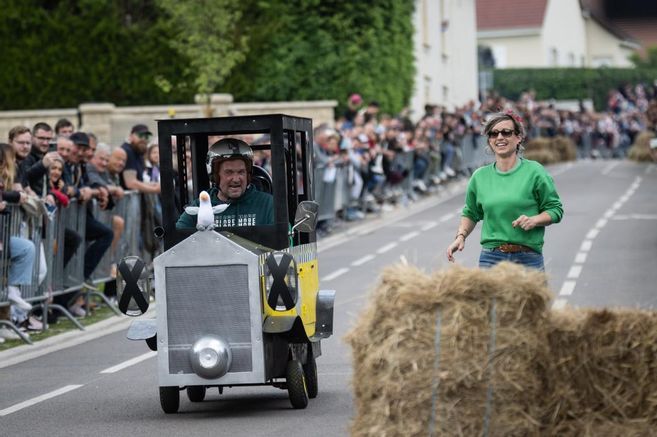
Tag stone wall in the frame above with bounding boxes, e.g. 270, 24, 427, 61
0, 94, 337, 147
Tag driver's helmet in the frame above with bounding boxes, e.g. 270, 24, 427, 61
206, 138, 254, 183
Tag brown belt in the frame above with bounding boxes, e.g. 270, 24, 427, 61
495, 243, 535, 253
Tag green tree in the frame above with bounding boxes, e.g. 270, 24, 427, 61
630, 46, 657, 68
156, 0, 247, 113
224, 0, 415, 115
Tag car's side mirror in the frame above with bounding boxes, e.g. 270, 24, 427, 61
290, 201, 319, 235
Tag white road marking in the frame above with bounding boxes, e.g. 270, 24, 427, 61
586, 229, 599, 240
0, 385, 83, 416
421, 222, 438, 231
377, 242, 398, 254
601, 161, 619, 175
322, 267, 349, 282
399, 231, 420, 242
351, 254, 375, 267
552, 298, 568, 310
580, 240, 592, 252
559, 281, 576, 296
613, 201, 622, 210
100, 351, 157, 374
567, 265, 583, 279
595, 219, 607, 229
574, 252, 588, 264
439, 212, 455, 222
603, 210, 614, 219
611, 214, 657, 221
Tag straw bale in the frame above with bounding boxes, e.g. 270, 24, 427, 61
523, 149, 558, 165
525, 138, 551, 152
346, 262, 552, 437
551, 136, 577, 162
541, 308, 657, 433
627, 131, 655, 163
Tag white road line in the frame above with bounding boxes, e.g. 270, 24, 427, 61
552, 298, 568, 310
399, 231, 420, 242
0, 385, 83, 416
580, 240, 592, 252
574, 252, 588, 264
321, 267, 349, 282
594, 219, 607, 229
613, 201, 622, 210
351, 254, 375, 267
601, 161, 619, 175
100, 351, 157, 374
377, 242, 398, 254
559, 281, 577, 296
567, 265, 583, 279
439, 212, 455, 222
585, 229, 599, 240
603, 210, 614, 219
421, 222, 438, 231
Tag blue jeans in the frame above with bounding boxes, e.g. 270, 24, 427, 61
9, 237, 36, 285
479, 248, 544, 271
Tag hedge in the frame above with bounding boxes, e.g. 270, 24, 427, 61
492, 68, 657, 111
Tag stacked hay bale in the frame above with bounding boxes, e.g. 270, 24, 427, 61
348, 263, 657, 436
523, 136, 577, 165
542, 309, 657, 435
346, 262, 552, 436
627, 131, 655, 163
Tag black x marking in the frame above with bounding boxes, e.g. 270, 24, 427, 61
118, 258, 149, 315
266, 253, 296, 311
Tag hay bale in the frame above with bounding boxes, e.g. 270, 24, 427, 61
551, 136, 577, 162
627, 131, 655, 163
523, 149, 559, 165
542, 308, 657, 434
346, 262, 552, 436
525, 137, 551, 152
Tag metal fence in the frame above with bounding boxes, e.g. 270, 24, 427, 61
0, 191, 160, 342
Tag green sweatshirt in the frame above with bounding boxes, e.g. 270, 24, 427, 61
462, 158, 563, 253
176, 185, 274, 229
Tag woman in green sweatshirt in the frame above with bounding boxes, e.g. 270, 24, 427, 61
446, 110, 563, 270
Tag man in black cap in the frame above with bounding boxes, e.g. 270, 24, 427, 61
68, 131, 114, 286
120, 124, 160, 194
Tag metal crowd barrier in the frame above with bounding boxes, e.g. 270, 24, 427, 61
0, 190, 161, 342
312, 135, 492, 223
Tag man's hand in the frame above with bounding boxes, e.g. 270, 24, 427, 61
110, 185, 125, 200
42, 151, 62, 168
79, 187, 93, 203
97, 186, 110, 210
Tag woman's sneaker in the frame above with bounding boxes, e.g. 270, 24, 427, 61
7, 286, 32, 311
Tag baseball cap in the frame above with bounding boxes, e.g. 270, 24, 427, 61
69, 132, 90, 147
349, 93, 363, 105
131, 124, 152, 136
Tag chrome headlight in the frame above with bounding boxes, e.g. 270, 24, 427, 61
264, 252, 298, 311
189, 336, 232, 379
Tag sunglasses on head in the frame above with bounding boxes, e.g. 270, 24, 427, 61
487, 128, 516, 139
137, 132, 152, 139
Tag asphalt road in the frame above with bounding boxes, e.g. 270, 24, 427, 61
1, 160, 655, 437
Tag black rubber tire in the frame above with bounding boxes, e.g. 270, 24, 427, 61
303, 349, 318, 399
187, 386, 206, 402
286, 360, 309, 409
159, 386, 179, 414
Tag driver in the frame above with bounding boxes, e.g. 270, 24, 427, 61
176, 138, 274, 229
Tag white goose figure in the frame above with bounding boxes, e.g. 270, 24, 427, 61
184, 191, 229, 231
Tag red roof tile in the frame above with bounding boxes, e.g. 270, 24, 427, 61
477, 0, 549, 31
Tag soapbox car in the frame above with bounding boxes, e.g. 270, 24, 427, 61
116, 114, 335, 413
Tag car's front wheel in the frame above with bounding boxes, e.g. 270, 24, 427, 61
159, 386, 180, 414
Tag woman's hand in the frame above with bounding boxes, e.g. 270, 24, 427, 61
446, 235, 465, 262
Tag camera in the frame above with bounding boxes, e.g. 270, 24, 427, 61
48, 139, 57, 152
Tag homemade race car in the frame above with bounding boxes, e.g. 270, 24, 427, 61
117, 114, 335, 414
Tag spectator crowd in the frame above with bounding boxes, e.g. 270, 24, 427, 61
2, 80, 656, 342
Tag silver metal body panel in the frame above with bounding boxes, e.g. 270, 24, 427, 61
154, 230, 266, 386
311, 289, 335, 340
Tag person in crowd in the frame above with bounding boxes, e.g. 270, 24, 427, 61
87, 143, 125, 258
108, 147, 128, 185
446, 110, 563, 271
47, 156, 69, 208
54, 132, 113, 317
8, 126, 33, 191
0, 143, 37, 340
176, 138, 273, 229
20, 123, 61, 203
54, 118, 74, 137
144, 142, 160, 184
120, 124, 160, 194
342, 93, 363, 129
